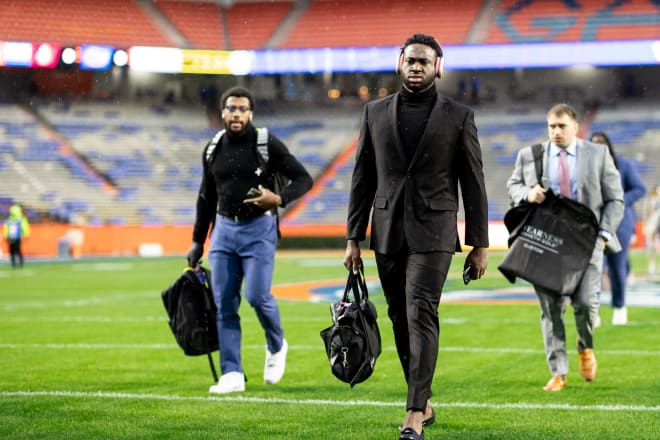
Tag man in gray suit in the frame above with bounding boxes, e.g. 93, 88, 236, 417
344, 34, 489, 440
507, 103, 624, 391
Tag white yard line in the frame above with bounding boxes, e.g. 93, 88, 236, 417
1, 390, 658, 412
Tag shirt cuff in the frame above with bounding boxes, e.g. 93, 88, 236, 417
599, 230, 612, 242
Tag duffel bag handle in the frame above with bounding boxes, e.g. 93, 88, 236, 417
342, 263, 368, 303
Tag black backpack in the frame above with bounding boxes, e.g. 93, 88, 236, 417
161, 266, 219, 381
320, 267, 382, 387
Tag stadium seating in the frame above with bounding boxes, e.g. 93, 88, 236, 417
154, 0, 226, 49
0, 0, 170, 48
485, 0, 660, 44
2, 1, 658, 50
0, 100, 358, 225
0, 103, 116, 224
225, 2, 294, 49
280, 0, 483, 48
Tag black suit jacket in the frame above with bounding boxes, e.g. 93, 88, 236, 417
347, 92, 489, 254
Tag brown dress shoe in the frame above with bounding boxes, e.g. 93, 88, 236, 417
578, 349, 597, 381
543, 375, 567, 391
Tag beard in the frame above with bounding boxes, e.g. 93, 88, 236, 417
224, 119, 250, 138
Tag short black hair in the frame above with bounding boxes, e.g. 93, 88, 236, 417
221, 86, 255, 111
401, 34, 443, 58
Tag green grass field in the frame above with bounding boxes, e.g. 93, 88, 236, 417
1, 250, 658, 439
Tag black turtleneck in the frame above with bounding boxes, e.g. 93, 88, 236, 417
398, 86, 437, 165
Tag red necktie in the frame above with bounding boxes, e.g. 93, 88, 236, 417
559, 149, 572, 199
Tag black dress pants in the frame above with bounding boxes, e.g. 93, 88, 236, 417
375, 250, 452, 411
9, 239, 23, 267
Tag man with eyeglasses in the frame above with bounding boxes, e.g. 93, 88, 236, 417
187, 86, 313, 394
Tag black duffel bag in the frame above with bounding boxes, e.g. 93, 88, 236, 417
320, 267, 381, 387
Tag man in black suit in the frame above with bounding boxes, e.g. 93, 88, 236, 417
344, 34, 489, 440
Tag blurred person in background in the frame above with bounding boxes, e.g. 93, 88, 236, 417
507, 104, 623, 392
186, 86, 312, 394
644, 185, 660, 274
590, 132, 646, 326
3, 204, 30, 268
344, 34, 489, 440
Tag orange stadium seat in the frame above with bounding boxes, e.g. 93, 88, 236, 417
154, 0, 226, 49
0, 0, 170, 47
280, 0, 483, 48
225, 2, 294, 50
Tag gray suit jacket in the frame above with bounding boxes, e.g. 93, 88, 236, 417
507, 139, 624, 253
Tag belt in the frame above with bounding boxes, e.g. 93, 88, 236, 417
220, 211, 272, 222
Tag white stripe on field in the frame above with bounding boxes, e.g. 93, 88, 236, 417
1, 291, 156, 311
1, 390, 658, 412
1, 343, 658, 356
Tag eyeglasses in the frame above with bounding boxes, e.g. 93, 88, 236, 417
224, 105, 251, 113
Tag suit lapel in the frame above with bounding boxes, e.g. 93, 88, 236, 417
390, 93, 406, 162
575, 139, 589, 201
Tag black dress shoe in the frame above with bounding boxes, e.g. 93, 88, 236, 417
399, 428, 424, 440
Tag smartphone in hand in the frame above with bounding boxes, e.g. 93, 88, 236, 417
246, 187, 262, 198
463, 265, 473, 285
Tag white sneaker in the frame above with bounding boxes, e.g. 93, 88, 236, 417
612, 307, 628, 325
263, 338, 288, 384
593, 314, 602, 329
209, 372, 245, 394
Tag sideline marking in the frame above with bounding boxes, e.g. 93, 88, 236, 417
2, 390, 658, 412
272, 278, 660, 306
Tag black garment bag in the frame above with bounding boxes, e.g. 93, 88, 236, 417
498, 144, 599, 295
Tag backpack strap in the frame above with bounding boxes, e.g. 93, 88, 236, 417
205, 129, 226, 165
256, 127, 269, 162
205, 127, 268, 165
531, 143, 544, 186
